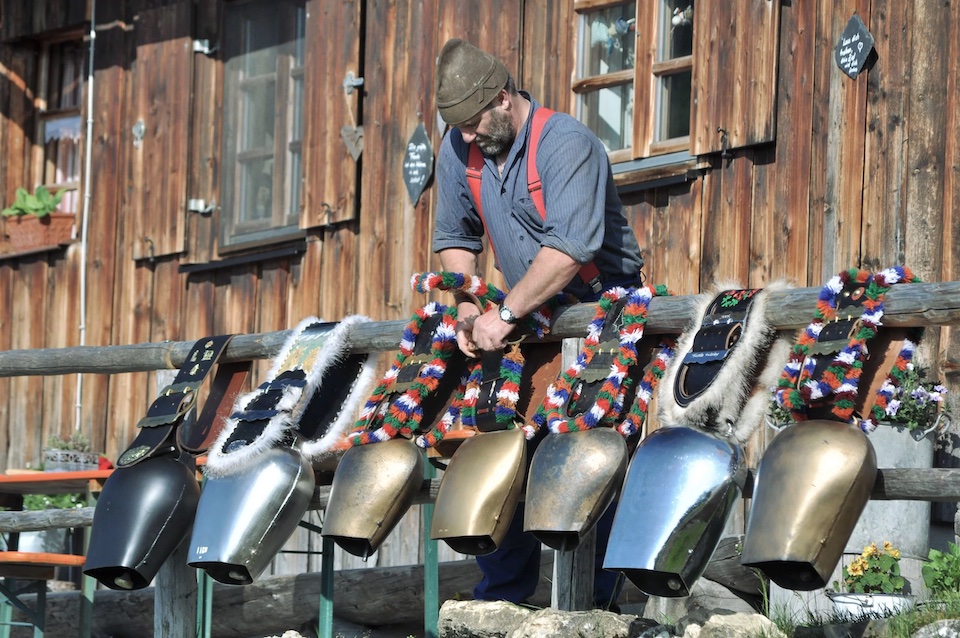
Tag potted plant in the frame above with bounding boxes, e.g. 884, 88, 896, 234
1, 185, 75, 251
43, 431, 99, 472
864, 363, 951, 440
827, 541, 914, 618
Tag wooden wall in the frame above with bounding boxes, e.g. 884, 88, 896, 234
1, 0, 959, 574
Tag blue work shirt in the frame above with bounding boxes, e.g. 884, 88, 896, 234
432, 94, 644, 301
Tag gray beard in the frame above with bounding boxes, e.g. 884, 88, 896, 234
475, 109, 516, 158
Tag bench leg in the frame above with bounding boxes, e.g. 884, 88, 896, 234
0, 591, 10, 638
32, 585, 44, 638
0, 579, 47, 636
79, 573, 93, 638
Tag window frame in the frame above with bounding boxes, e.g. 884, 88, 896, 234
573, 0, 694, 163
218, 0, 307, 253
32, 34, 85, 214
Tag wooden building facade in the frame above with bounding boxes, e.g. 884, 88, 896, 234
0, 0, 959, 577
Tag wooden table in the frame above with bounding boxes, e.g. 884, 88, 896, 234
0, 469, 112, 638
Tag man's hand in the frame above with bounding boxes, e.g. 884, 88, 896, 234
471, 309, 516, 351
454, 301, 482, 357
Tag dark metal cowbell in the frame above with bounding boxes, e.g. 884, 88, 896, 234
84, 451, 200, 590
603, 425, 746, 597
741, 419, 877, 590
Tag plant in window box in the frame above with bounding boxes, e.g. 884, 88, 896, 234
1, 186, 75, 251
862, 363, 951, 440
43, 431, 99, 473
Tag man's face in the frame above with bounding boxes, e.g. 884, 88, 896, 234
458, 94, 516, 157
473, 107, 515, 157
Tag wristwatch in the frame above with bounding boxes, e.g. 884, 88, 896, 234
497, 302, 518, 325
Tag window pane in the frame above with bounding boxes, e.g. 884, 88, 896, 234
240, 79, 277, 151
657, 70, 691, 140
240, 158, 274, 222
48, 41, 83, 110
577, 3, 636, 79
660, 0, 694, 60
579, 83, 634, 152
221, 0, 305, 248
42, 115, 81, 212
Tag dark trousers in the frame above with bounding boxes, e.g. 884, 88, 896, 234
473, 499, 619, 606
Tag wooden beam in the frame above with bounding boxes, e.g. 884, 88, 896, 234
4, 282, 960, 377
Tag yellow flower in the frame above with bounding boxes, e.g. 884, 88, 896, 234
862, 543, 879, 558
882, 541, 901, 558
847, 557, 866, 576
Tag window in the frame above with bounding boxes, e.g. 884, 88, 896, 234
574, 0, 694, 162
35, 40, 84, 214
221, 0, 306, 250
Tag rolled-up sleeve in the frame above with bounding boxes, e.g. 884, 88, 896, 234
432, 133, 485, 255
535, 126, 608, 265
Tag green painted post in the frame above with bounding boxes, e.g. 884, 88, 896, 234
319, 536, 334, 637
423, 457, 439, 638
196, 565, 213, 638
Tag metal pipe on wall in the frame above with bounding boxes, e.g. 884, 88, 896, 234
74, 0, 96, 434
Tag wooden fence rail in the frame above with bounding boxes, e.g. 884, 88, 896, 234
3, 282, 960, 377
2, 282, 960, 635
3, 467, 960, 536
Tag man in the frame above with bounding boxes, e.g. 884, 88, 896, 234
432, 38, 644, 609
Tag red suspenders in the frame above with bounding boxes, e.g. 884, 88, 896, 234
465, 107, 602, 294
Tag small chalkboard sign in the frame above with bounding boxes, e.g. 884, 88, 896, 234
835, 14, 874, 80
403, 123, 434, 206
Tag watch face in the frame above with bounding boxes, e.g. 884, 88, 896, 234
499, 306, 515, 323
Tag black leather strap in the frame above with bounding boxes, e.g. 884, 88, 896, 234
117, 335, 234, 468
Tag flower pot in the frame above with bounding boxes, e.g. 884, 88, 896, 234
826, 591, 914, 619
3, 213, 75, 252
44, 448, 99, 472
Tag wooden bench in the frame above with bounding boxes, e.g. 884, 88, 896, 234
0, 469, 111, 638
0, 552, 87, 638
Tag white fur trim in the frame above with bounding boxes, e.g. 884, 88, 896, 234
657, 281, 793, 442
205, 315, 376, 477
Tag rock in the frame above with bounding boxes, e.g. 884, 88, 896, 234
438, 600, 639, 638
683, 612, 785, 638
913, 619, 960, 638
439, 600, 533, 637
645, 579, 758, 624
509, 607, 637, 638
633, 622, 677, 638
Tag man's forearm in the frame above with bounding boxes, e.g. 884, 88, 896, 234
500, 246, 579, 318
438, 248, 479, 278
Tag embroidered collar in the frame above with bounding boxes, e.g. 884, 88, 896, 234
348, 302, 460, 444
774, 266, 920, 430
532, 285, 671, 436
409, 271, 570, 445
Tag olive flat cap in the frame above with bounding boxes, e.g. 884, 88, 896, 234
436, 38, 508, 127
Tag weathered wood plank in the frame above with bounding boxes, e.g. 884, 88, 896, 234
301, 0, 361, 227
772, 0, 815, 286
860, 2, 909, 272
129, 1, 192, 260
181, 0, 222, 265
936, 0, 960, 523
